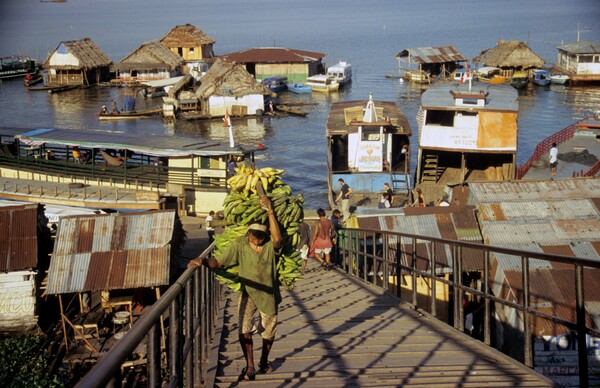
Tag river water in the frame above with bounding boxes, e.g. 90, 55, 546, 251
1, 0, 599, 209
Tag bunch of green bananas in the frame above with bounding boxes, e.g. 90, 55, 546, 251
214, 166, 305, 291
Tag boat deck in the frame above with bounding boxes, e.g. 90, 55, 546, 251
523, 127, 600, 180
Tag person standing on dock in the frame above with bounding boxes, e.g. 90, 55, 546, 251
205, 210, 215, 244
188, 195, 282, 381
549, 142, 558, 176
336, 178, 352, 219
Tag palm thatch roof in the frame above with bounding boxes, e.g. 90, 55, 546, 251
160, 24, 215, 47
473, 40, 545, 69
113, 41, 184, 71
44, 37, 112, 69
195, 59, 270, 99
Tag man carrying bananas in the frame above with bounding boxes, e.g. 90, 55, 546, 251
188, 194, 282, 381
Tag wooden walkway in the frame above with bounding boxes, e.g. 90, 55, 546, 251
208, 261, 556, 387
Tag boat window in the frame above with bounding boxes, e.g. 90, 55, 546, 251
425, 110, 454, 126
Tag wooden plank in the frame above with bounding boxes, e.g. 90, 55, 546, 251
211, 259, 555, 387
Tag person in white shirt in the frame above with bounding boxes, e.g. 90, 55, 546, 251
549, 143, 558, 176
206, 210, 215, 244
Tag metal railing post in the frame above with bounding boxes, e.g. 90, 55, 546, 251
148, 323, 161, 387
411, 237, 417, 306
193, 269, 202, 386
169, 294, 183, 387
522, 256, 532, 367
430, 242, 436, 317
576, 264, 589, 388
185, 280, 194, 387
484, 250, 491, 346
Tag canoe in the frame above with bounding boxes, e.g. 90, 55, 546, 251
27, 84, 78, 93
550, 74, 569, 85
276, 105, 308, 116
98, 108, 162, 120
287, 83, 312, 94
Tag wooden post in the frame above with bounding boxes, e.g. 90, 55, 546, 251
59, 295, 69, 355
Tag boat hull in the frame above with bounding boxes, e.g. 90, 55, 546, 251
98, 109, 162, 120
287, 83, 312, 93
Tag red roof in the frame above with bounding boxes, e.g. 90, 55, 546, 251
0, 204, 38, 271
219, 47, 326, 64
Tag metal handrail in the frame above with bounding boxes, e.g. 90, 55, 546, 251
76, 247, 220, 388
337, 227, 595, 387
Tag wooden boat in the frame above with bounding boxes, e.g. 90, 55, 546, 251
476, 67, 507, 84
287, 83, 312, 94
326, 94, 412, 210
510, 71, 529, 89
415, 81, 518, 202
306, 74, 339, 93
532, 70, 551, 86
327, 61, 352, 86
98, 108, 162, 120
0, 127, 265, 214
23, 72, 43, 87
0, 56, 37, 79
275, 105, 307, 117
27, 84, 78, 93
550, 74, 570, 85
261, 77, 288, 93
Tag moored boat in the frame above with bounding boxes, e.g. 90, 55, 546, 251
326, 94, 412, 210
510, 70, 529, 89
415, 81, 519, 202
306, 74, 339, 93
0, 127, 265, 214
0, 56, 37, 79
287, 83, 312, 94
550, 74, 570, 85
261, 77, 288, 93
532, 69, 551, 86
475, 67, 507, 84
23, 72, 43, 87
98, 108, 162, 120
327, 61, 352, 86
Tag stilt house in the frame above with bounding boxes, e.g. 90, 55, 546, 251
44, 37, 112, 86
160, 24, 215, 76
113, 41, 184, 84
473, 40, 545, 78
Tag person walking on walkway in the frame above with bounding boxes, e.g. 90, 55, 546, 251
188, 194, 282, 381
336, 178, 352, 219
549, 142, 558, 176
297, 220, 311, 273
311, 208, 336, 270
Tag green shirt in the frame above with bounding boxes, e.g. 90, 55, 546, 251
218, 236, 281, 315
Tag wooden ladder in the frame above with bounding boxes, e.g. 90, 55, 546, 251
422, 154, 440, 183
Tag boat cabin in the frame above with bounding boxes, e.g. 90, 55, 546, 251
415, 81, 518, 202
327, 61, 352, 86
0, 128, 264, 215
326, 95, 412, 209
306, 74, 339, 92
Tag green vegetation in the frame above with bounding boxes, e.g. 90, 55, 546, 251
0, 335, 66, 387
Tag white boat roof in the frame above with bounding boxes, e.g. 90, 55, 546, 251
476, 66, 501, 73
328, 61, 351, 70
421, 81, 518, 112
307, 74, 330, 81
140, 76, 185, 88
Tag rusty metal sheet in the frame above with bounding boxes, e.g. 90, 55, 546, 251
46, 210, 175, 294
220, 47, 325, 63
396, 46, 467, 64
554, 218, 600, 241
0, 205, 38, 272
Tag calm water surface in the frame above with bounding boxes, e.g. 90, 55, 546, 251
1, 0, 599, 209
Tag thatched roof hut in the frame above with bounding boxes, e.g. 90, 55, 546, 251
44, 37, 112, 86
473, 40, 545, 70
161, 23, 215, 47
44, 37, 112, 70
113, 41, 184, 72
195, 59, 269, 99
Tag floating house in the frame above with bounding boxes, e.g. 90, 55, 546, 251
160, 24, 215, 76
218, 47, 326, 83
554, 40, 600, 84
395, 45, 467, 83
473, 40, 545, 79
112, 41, 184, 85
44, 37, 112, 87
192, 58, 270, 118
414, 81, 519, 202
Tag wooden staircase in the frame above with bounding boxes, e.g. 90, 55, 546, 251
421, 154, 443, 183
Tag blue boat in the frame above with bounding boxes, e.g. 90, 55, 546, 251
287, 83, 312, 94
532, 69, 551, 86
261, 77, 288, 93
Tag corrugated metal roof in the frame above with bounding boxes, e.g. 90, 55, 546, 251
46, 211, 175, 294
468, 179, 600, 204
557, 40, 600, 54
14, 127, 262, 157
219, 47, 326, 64
396, 46, 467, 64
0, 204, 38, 271
420, 81, 518, 112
